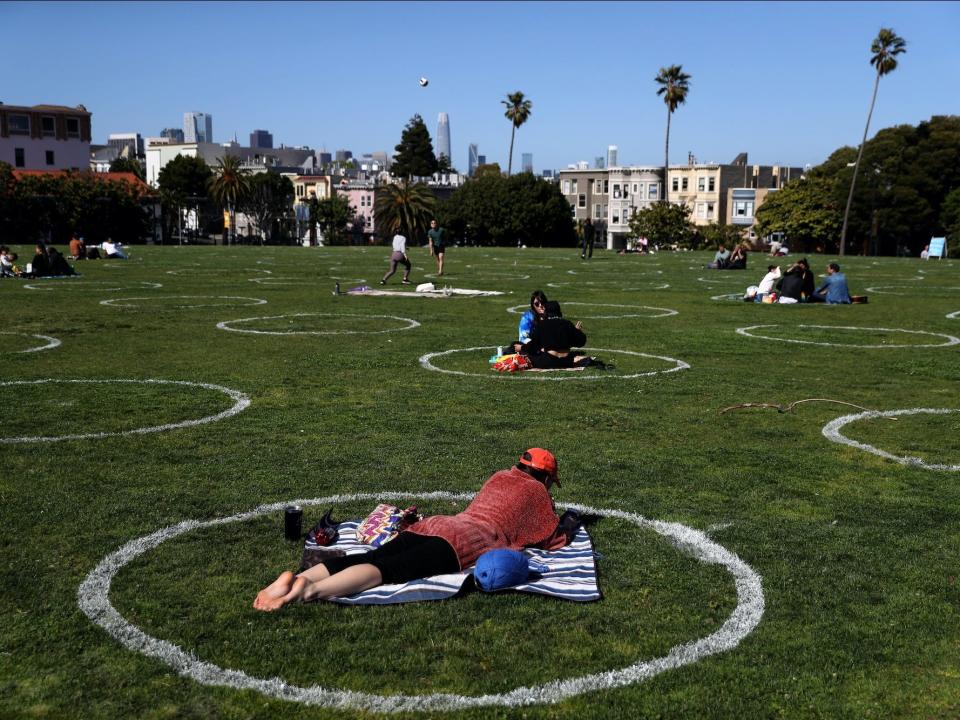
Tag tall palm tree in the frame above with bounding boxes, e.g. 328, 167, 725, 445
374, 181, 436, 244
208, 155, 249, 245
839, 28, 906, 256
654, 65, 691, 205
502, 91, 532, 176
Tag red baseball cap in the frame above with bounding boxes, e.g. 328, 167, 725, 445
519, 448, 560, 486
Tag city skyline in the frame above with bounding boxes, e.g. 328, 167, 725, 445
3, 1, 958, 173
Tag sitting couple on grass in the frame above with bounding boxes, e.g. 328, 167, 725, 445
254, 448, 580, 611
502, 290, 597, 370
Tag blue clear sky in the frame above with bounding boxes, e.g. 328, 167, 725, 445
3, 1, 957, 172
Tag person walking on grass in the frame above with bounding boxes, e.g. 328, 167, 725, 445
427, 219, 447, 276
254, 448, 579, 610
581, 218, 595, 259
381, 232, 411, 285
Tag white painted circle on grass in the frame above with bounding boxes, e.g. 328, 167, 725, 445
0, 332, 61, 354
866, 285, 960, 296
946, 310, 960, 320
217, 313, 420, 335
506, 303, 678, 319
736, 324, 960, 349
24, 281, 162, 292
0, 379, 249, 444
168, 268, 271, 275
711, 292, 744, 302
547, 281, 670, 290
248, 277, 313, 286
78, 491, 764, 712
822, 408, 960, 471
419, 347, 689, 381
425, 272, 529, 280
100, 296, 268, 309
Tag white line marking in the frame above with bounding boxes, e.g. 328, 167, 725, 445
217, 313, 420, 335
506, 303, 678, 319
77, 491, 764, 712
24, 281, 162, 292
0, 332, 61, 354
100, 296, 268, 309
736, 324, 960, 349
822, 408, 960, 471
419, 347, 690, 381
0, 379, 249, 444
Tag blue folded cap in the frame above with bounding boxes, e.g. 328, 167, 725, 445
474, 549, 549, 592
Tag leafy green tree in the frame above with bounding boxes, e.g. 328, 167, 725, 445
654, 64, 691, 204
0, 162, 15, 242
208, 155, 250, 245
839, 27, 907, 255
374, 181, 436, 244
754, 176, 843, 253
436, 154, 456, 174
626, 202, 695, 248
108, 156, 145, 180
391, 115, 438, 179
439, 172, 575, 247
474, 163, 502, 179
502, 91, 532, 176
941, 187, 960, 254
310, 194, 355, 246
157, 155, 212, 243
244, 172, 294, 244
699, 221, 745, 250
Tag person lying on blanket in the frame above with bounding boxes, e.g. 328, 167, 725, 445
253, 448, 580, 611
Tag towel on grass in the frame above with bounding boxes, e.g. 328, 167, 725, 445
303, 521, 601, 605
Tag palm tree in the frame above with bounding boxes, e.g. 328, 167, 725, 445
374, 181, 436, 244
502, 91, 532, 176
839, 28, 906, 256
208, 155, 249, 245
654, 65, 691, 205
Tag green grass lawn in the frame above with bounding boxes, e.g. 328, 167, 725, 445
2, 244, 959, 719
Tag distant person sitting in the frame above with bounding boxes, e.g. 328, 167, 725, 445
522, 301, 590, 370
920, 244, 930, 260
808, 262, 851, 304
776, 259, 811, 303
0, 247, 17, 277
726, 244, 748, 270
504, 290, 548, 355
101, 238, 128, 259
69, 235, 86, 260
707, 244, 730, 269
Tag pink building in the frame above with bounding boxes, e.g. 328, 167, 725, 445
0, 103, 91, 170
335, 179, 376, 243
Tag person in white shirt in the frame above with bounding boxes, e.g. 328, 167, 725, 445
755, 264, 781, 302
381, 233, 411, 285
102, 238, 128, 259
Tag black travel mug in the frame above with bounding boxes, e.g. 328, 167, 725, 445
284, 505, 303, 541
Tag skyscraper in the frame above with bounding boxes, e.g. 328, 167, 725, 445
521, 153, 533, 174
595, 157, 605, 169
250, 129, 273, 149
436, 112, 451, 163
607, 145, 618, 168
468, 143, 479, 176
183, 112, 213, 143
161, 127, 184, 143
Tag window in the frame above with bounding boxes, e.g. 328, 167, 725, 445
8, 114, 30, 135
563, 180, 570, 195
578, 194, 586, 208
682, 177, 689, 191
612, 210, 620, 224
708, 177, 716, 192
633, 183, 638, 194
603, 180, 608, 194
696, 203, 706, 219
571, 179, 578, 193
623, 207, 630, 221
41, 116, 56, 136
66, 117, 80, 138
647, 183, 658, 200
594, 203, 602, 219
602, 204, 608, 217
698, 177, 705, 192
45, 150, 55, 166
613, 184, 621, 199
707, 202, 715, 217
637, 183, 645, 196
672, 177, 679, 192
14, 148, 25, 167
734, 200, 754, 218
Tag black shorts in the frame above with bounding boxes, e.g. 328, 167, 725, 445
433, 245, 445, 254
319, 532, 459, 584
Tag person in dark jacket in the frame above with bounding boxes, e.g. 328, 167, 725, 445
581, 218, 595, 259
522, 301, 589, 369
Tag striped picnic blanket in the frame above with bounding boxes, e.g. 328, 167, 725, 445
304, 521, 601, 605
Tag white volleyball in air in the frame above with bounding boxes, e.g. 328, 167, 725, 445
418, 77, 429, 87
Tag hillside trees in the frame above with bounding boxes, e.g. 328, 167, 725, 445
391, 115, 438, 179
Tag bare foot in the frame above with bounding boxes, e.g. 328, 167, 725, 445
253, 570, 295, 611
